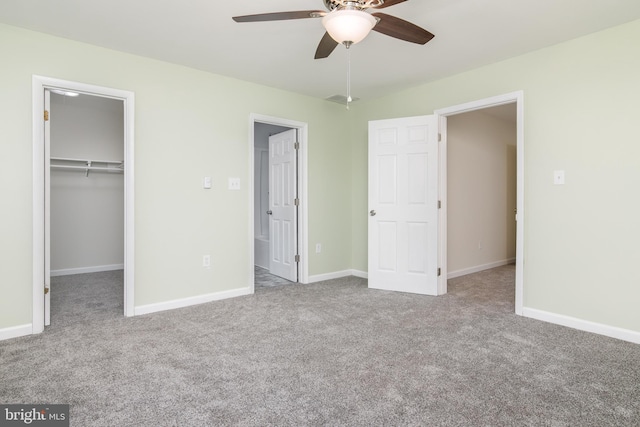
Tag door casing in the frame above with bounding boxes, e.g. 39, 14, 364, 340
435, 91, 525, 315
32, 75, 135, 333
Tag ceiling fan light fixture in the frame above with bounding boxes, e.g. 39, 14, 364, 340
322, 9, 377, 45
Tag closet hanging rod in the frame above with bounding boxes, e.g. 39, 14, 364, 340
50, 156, 123, 165
50, 165, 123, 172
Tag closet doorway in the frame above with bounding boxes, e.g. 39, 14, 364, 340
32, 76, 135, 334
47, 91, 124, 325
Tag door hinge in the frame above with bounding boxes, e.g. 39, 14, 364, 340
438, 133, 442, 142
295, 254, 300, 263
294, 198, 300, 206
44, 287, 49, 295
438, 200, 442, 209
294, 142, 300, 150
44, 110, 49, 122
437, 268, 441, 277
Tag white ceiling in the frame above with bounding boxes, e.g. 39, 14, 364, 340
2, 0, 640, 101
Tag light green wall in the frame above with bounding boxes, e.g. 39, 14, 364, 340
3, 19, 640, 336
352, 19, 640, 332
0, 24, 352, 329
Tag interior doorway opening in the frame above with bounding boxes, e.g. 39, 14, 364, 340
32, 76, 135, 334
446, 104, 517, 279
436, 91, 524, 315
248, 114, 309, 291
254, 123, 296, 288
47, 91, 125, 325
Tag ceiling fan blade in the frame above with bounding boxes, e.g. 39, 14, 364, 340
232, 10, 325, 23
373, 0, 409, 9
371, 12, 434, 45
315, 32, 339, 59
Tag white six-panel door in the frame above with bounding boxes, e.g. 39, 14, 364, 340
269, 129, 298, 282
368, 115, 439, 295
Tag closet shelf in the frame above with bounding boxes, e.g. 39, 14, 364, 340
50, 157, 124, 176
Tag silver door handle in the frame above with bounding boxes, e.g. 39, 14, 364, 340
267, 210, 273, 215
370, 210, 376, 216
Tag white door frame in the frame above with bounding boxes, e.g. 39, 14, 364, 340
32, 75, 136, 334
435, 91, 524, 315
248, 114, 309, 289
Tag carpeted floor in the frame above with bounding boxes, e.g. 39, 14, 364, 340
49, 269, 124, 327
1, 265, 639, 426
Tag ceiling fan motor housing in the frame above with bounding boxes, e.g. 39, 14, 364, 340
323, 0, 385, 11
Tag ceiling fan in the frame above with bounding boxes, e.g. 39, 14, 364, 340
232, 0, 435, 59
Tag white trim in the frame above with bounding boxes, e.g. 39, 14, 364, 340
447, 259, 516, 280
50, 264, 125, 277
0, 324, 33, 342
134, 288, 252, 316
435, 90, 525, 316
32, 75, 136, 335
123, 88, 136, 318
32, 79, 45, 334
351, 270, 368, 279
522, 307, 640, 345
307, 269, 367, 283
248, 114, 309, 290
437, 115, 448, 294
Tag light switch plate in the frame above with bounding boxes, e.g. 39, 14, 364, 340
228, 177, 241, 190
554, 170, 565, 185
203, 176, 212, 189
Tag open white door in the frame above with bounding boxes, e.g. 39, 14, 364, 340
368, 115, 439, 295
268, 129, 298, 282
44, 89, 51, 326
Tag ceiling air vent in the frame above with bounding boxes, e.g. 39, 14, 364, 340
325, 94, 360, 105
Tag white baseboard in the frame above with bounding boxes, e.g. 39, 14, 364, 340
447, 258, 516, 279
351, 270, 368, 279
51, 264, 124, 277
0, 324, 33, 341
308, 269, 368, 283
134, 287, 253, 316
308, 270, 352, 283
522, 307, 640, 344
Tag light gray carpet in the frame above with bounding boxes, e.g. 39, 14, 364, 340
50, 270, 123, 327
1, 266, 639, 426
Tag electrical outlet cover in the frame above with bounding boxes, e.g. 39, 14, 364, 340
554, 170, 565, 185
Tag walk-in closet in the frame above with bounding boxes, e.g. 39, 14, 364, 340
48, 90, 125, 325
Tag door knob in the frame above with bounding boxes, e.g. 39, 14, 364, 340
370, 210, 376, 216
267, 210, 273, 215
